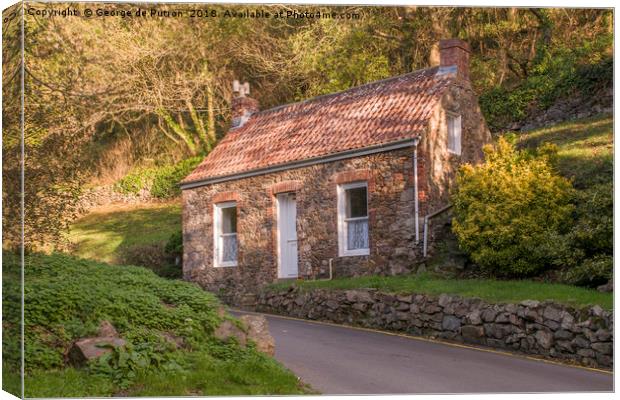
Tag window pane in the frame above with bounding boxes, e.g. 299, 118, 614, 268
221, 206, 237, 233
347, 219, 369, 250
346, 187, 367, 218
221, 234, 237, 262
447, 114, 461, 153
448, 116, 455, 150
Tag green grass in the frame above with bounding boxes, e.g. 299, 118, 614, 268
127, 350, 312, 396
16, 352, 309, 397
519, 113, 613, 189
2, 252, 311, 397
268, 273, 612, 309
68, 202, 181, 264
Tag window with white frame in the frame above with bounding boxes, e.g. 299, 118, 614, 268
213, 202, 238, 267
337, 182, 370, 256
447, 112, 462, 155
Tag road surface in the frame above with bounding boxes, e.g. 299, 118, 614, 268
233, 310, 613, 394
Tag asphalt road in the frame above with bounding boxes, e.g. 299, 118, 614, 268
233, 311, 613, 395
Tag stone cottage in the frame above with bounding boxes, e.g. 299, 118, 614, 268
181, 39, 492, 303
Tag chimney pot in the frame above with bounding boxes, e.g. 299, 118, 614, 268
231, 80, 259, 129
439, 39, 471, 81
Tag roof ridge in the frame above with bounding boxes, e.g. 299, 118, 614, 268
256, 66, 439, 116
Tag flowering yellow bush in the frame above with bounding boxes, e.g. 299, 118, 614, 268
452, 137, 575, 277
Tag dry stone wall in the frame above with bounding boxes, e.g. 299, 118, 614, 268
77, 185, 160, 214
256, 287, 613, 369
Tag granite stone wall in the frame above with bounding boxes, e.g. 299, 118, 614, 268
182, 148, 421, 305
256, 287, 613, 369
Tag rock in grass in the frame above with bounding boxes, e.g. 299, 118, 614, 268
214, 320, 247, 346
597, 279, 613, 293
97, 320, 119, 337
68, 337, 126, 366
240, 315, 275, 356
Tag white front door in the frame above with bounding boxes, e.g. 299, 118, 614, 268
277, 192, 298, 278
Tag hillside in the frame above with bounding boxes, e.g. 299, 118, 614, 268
2, 252, 309, 397
519, 113, 612, 189
68, 202, 181, 265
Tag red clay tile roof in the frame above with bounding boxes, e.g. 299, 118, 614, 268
182, 66, 454, 185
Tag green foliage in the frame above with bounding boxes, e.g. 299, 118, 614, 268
165, 230, 183, 259
452, 138, 575, 277
2, 251, 308, 396
267, 272, 612, 309
89, 341, 184, 389
2, 251, 221, 373
568, 184, 613, 258
150, 156, 203, 199
480, 38, 612, 130
119, 230, 184, 279
114, 168, 156, 196
114, 156, 202, 199
128, 348, 311, 396
563, 255, 612, 289
22, 367, 115, 397
119, 243, 182, 279
517, 115, 613, 287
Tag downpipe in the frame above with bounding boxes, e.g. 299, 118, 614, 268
413, 148, 420, 243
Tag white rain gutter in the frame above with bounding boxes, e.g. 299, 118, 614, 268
413, 147, 419, 243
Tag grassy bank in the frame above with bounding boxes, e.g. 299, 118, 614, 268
68, 202, 181, 264
2, 252, 310, 397
519, 113, 612, 189
268, 273, 612, 310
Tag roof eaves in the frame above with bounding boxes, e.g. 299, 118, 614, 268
180, 136, 420, 190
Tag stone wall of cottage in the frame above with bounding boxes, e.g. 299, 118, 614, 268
256, 287, 613, 369
419, 82, 492, 215
182, 82, 491, 304
183, 148, 422, 304
418, 82, 492, 254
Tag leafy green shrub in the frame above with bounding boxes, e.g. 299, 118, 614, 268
569, 183, 613, 258
2, 251, 221, 374
89, 341, 184, 389
114, 157, 203, 199
150, 157, 202, 199
114, 168, 156, 195
118, 230, 184, 279
165, 230, 183, 258
479, 39, 612, 130
119, 243, 182, 279
452, 138, 575, 277
563, 255, 612, 288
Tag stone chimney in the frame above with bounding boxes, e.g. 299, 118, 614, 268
439, 39, 471, 82
231, 80, 259, 129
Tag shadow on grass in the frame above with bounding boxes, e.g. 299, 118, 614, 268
68, 203, 182, 264
518, 114, 612, 150
518, 113, 613, 189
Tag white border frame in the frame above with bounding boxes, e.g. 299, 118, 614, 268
337, 181, 370, 257
213, 201, 238, 268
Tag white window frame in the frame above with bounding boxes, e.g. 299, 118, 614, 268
213, 201, 238, 268
447, 111, 462, 155
337, 181, 370, 257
